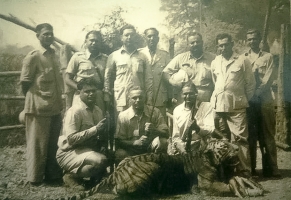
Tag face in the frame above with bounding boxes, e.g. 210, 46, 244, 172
37, 27, 54, 48
129, 90, 145, 111
188, 35, 203, 55
247, 33, 261, 50
85, 33, 102, 53
79, 84, 97, 107
182, 86, 197, 104
145, 30, 159, 50
217, 38, 233, 58
121, 29, 136, 47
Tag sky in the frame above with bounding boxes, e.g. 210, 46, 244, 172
0, 0, 167, 51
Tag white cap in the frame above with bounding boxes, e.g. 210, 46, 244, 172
18, 110, 26, 125
169, 69, 189, 87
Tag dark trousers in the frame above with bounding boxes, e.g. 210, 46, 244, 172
247, 101, 278, 174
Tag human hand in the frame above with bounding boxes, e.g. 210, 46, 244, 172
189, 119, 200, 132
133, 135, 148, 147
144, 122, 155, 134
96, 118, 107, 134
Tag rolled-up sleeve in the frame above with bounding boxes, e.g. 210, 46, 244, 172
20, 53, 37, 83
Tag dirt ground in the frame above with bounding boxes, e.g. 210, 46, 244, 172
0, 145, 291, 200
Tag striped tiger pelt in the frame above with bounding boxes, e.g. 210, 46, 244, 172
55, 138, 240, 199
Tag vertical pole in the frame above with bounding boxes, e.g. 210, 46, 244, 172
261, 0, 272, 52
276, 24, 288, 144
199, 0, 202, 34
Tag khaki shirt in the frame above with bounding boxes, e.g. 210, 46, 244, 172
242, 50, 275, 103
116, 105, 168, 141
139, 47, 171, 106
20, 46, 63, 116
163, 51, 215, 103
66, 50, 107, 91
58, 100, 104, 151
210, 54, 255, 112
104, 46, 147, 109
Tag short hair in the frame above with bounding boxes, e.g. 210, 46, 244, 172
216, 33, 232, 44
187, 32, 203, 41
182, 81, 198, 93
144, 28, 159, 36
77, 78, 98, 90
246, 29, 262, 39
35, 23, 53, 33
120, 24, 136, 35
85, 30, 102, 39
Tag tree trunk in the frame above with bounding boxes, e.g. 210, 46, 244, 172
276, 24, 291, 147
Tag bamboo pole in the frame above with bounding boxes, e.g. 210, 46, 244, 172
0, 125, 25, 131
0, 71, 21, 77
0, 13, 77, 52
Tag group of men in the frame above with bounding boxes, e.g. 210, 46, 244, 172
19, 22, 280, 191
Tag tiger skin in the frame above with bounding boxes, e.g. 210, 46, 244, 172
55, 139, 263, 199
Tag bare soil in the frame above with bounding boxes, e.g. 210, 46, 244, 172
0, 145, 290, 200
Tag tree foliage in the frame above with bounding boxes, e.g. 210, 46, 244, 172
160, 0, 290, 54
83, 7, 145, 55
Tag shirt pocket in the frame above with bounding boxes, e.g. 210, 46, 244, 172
131, 58, 144, 73
228, 65, 242, 79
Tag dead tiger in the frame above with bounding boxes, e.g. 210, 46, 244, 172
56, 138, 264, 199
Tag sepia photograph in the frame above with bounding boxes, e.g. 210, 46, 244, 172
0, 0, 290, 199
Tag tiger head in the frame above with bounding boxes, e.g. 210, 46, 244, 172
203, 138, 240, 167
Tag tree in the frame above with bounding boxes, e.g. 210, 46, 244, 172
160, 0, 290, 54
82, 7, 145, 55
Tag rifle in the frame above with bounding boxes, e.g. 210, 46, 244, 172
185, 103, 199, 153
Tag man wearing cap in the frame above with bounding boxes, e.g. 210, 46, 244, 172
138, 28, 171, 118
242, 29, 280, 177
163, 32, 215, 106
20, 23, 63, 185
115, 87, 169, 164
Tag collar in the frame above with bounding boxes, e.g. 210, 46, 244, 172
128, 105, 151, 119
78, 99, 98, 112
220, 52, 239, 62
120, 46, 137, 55
38, 44, 54, 55
85, 49, 102, 60
182, 102, 198, 111
245, 49, 263, 57
188, 51, 204, 60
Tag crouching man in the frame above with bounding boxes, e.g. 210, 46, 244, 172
56, 78, 108, 190
115, 87, 169, 164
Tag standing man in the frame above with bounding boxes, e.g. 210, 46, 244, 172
65, 31, 107, 113
57, 78, 108, 190
115, 87, 169, 164
20, 23, 63, 185
139, 28, 171, 118
243, 29, 280, 177
104, 24, 148, 115
211, 33, 256, 177
163, 32, 215, 106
